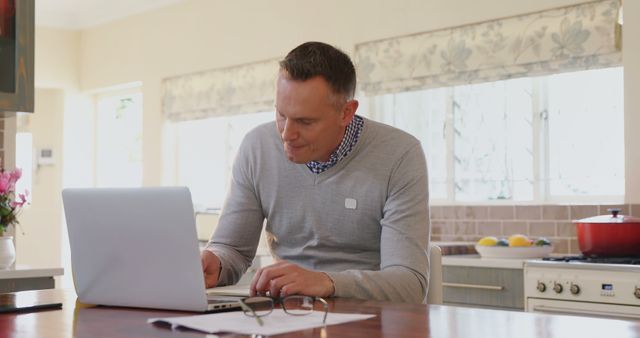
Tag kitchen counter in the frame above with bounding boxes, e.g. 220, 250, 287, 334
0, 265, 63, 293
432, 241, 477, 255
0, 266, 64, 279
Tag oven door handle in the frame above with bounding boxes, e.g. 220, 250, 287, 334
442, 282, 504, 291
532, 305, 640, 319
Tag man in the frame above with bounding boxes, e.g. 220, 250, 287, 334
201, 41, 430, 303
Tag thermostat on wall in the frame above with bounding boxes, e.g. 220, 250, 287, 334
37, 148, 54, 166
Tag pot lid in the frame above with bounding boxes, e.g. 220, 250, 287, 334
574, 208, 640, 223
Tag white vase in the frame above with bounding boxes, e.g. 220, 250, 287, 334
0, 236, 16, 269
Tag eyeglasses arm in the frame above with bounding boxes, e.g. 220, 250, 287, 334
239, 300, 264, 326
317, 297, 329, 325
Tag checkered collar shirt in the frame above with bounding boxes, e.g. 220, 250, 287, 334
306, 115, 364, 174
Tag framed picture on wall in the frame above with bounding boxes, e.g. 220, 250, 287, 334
0, 0, 34, 114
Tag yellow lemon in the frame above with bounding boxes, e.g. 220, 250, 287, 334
508, 234, 532, 247
477, 236, 499, 246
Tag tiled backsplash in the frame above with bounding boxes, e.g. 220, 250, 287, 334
430, 204, 640, 254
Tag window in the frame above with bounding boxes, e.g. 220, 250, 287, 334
546, 68, 624, 199
362, 67, 624, 203
363, 88, 449, 198
95, 90, 143, 187
167, 111, 274, 210
453, 78, 535, 202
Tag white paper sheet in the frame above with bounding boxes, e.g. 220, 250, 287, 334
148, 309, 375, 335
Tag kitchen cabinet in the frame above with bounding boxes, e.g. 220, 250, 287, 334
0, 0, 34, 114
442, 255, 525, 310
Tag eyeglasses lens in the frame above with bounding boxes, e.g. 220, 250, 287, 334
242, 297, 274, 316
282, 295, 314, 315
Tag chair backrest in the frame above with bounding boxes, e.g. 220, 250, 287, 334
426, 245, 443, 304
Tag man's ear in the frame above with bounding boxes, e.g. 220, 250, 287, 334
341, 99, 359, 126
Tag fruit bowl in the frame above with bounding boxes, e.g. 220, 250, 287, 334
475, 245, 553, 259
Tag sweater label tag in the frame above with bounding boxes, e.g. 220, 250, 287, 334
345, 198, 357, 209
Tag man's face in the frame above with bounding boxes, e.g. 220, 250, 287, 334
275, 72, 358, 164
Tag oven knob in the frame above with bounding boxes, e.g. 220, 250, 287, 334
536, 282, 546, 292
553, 283, 563, 294
570, 284, 580, 295
635, 287, 640, 299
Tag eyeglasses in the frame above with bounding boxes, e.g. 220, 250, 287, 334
239, 295, 329, 326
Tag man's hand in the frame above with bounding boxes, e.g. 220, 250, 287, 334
201, 250, 221, 288
250, 260, 335, 298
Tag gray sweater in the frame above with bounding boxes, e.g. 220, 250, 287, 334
206, 117, 431, 303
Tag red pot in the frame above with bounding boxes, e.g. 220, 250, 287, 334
574, 208, 640, 257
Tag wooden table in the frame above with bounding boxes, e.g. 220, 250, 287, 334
0, 289, 639, 338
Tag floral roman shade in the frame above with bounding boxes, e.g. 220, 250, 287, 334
163, 59, 279, 121
355, 0, 622, 96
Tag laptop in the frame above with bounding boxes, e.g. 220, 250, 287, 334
62, 186, 247, 312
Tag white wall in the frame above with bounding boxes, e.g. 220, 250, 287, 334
16, 28, 85, 288
25, 0, 640, 274
33, 28, 80, 88
16, 88, 64, 270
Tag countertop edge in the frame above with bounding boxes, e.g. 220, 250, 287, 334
0, 267, 64, 279
442, 255, 527, 269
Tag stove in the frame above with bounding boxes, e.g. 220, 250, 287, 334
542, 256, 640, 265
524, 257, 640, 320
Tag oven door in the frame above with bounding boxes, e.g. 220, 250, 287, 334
527, 298, 640, 320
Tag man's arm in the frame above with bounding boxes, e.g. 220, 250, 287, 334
201, 250, 222, 288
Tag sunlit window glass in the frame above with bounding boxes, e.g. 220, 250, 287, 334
95, 92, 143, 187
173, 111, 273, 210
546, 67, 624, 198
359, 88, 448, 200
362, 66, 623, 203
453, 78, 533, 201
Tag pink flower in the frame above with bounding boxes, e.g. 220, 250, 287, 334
9, 168, 21, 184
0, 168, 27, 234
10, 192, 28, 209
0, 174, 9, 194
